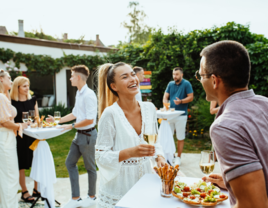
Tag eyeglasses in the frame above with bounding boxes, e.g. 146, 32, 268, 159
195, 70, 212, 82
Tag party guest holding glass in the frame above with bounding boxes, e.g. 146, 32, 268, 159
96, 62, 165, 208
163, 67, 194, 166
46, 65, 97, 208
198, 40, 268, 207
0, 70, 29, 208
10, 76, 40, 203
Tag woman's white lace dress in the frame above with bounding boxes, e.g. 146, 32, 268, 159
95, 101, 164, 208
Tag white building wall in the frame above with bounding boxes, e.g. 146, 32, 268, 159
0, 41, 106, 59
55, 67, 68, 106
0, 41, 107, 106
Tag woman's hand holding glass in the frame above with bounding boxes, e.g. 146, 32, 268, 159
130, 144, 155, 157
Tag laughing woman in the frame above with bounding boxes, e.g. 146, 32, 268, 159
95, 63, 166, 208
0, 70, 28, 208
10, 76, 40, 203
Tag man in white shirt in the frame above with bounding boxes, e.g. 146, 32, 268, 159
46, 65, 97, 208
133, 66, 144, 101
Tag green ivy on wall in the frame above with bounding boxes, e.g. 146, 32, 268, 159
1, 22, 268, 108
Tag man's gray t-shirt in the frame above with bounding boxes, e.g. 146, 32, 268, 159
210, 90, 268, 207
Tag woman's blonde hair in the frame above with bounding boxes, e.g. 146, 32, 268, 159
10, 76, 31, 101
0, 69, 9, 93
97, 63, 124, 118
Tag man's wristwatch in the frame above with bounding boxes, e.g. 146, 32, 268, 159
72, 123, 75, 128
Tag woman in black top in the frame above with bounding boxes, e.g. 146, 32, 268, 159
10, 76, 40, 203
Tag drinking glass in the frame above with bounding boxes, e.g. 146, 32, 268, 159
28, 110, 35, 122
163, 100, 170, 111
199, 150, 215, 176
22, 112, 29, 123
143, 122, 158, 157
54, 111, 61, 124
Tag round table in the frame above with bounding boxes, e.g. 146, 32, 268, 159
156, 110, 185, 164
23, 126, 71, 208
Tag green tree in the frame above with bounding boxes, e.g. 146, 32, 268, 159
121, 2, 152, 44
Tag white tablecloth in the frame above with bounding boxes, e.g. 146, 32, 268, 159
156, 110, 184, 163
24, 126, 71, 208
116, 174, 231, 208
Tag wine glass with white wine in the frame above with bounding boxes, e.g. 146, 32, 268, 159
199, 150, 215, 176
143, 122, 158, 157
54, 111, 61, 124
28, 110, 35, 123
22, 112, 29, 123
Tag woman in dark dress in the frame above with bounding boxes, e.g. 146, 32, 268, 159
10, 76, 40, 203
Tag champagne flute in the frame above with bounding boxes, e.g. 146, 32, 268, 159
54, 111, 61, 124
22, 112, 29, 123
143, 122, 158, 157
199, 150, 215, 176
28, 110, 35, 122
163, 100, 170, 111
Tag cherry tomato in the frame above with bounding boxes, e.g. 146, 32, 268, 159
183, 192, 190, 197
208, 189, 213, 195
184, 186, 190, 192
196, 188, 201, 192
190, 195, 195, 199
200, 193, 207, 198
220, 195, 226, 198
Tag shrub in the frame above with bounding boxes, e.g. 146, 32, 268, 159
39, 103, 72, 119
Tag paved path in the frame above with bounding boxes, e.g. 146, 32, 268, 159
19, 153, 221, 207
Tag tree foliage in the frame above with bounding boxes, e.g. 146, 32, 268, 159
121, 2, 152, 44
1, 22, 268, 108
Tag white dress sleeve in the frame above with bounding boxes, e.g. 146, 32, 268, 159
95, 108, 123, 185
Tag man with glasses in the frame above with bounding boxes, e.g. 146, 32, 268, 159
198, 40, 268, 208
163, 67, 194, 166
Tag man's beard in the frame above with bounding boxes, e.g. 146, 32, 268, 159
175, 77, 182, 83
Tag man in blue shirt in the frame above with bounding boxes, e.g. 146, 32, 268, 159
163, 67, 194, 165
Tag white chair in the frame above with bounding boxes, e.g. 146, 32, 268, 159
48, 95, 55, 107
42, 97, 49, 107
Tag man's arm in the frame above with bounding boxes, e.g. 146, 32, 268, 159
230, 169, 268, 208
46, 113, 76, 123
74, 119, 93, 128
59, 113, 76, 124
163, 92, 170, 103
174, 93, 194, 105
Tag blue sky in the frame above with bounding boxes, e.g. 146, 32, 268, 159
1, 0, 267, 46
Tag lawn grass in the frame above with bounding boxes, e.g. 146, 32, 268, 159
25, 129, 212, 178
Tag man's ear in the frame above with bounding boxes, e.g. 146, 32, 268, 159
212, 75, 220, 90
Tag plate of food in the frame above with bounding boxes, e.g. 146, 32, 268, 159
172, 180, 228, 206
42, 121, 57, 128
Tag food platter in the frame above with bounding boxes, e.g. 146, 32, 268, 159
171, 180, 228, 207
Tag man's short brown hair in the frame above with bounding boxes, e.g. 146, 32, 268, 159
173, 67, 183, 73
133, 66, 143, 74
200, 40, 250, 91
71, 65, 90, 79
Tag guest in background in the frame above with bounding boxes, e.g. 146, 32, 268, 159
133, 66, 144, 101
0, 70, 28, 208
210, 101, 219, 161
10, 76, 40, 203
46, 65, 98, 208
163, 67, 194, 166
96, 62, 165, 208
210, 101, 219, 115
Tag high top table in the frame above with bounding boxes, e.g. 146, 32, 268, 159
156, 110, 185, 164
23, 126, 71, 208
116, 174, 231, 208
